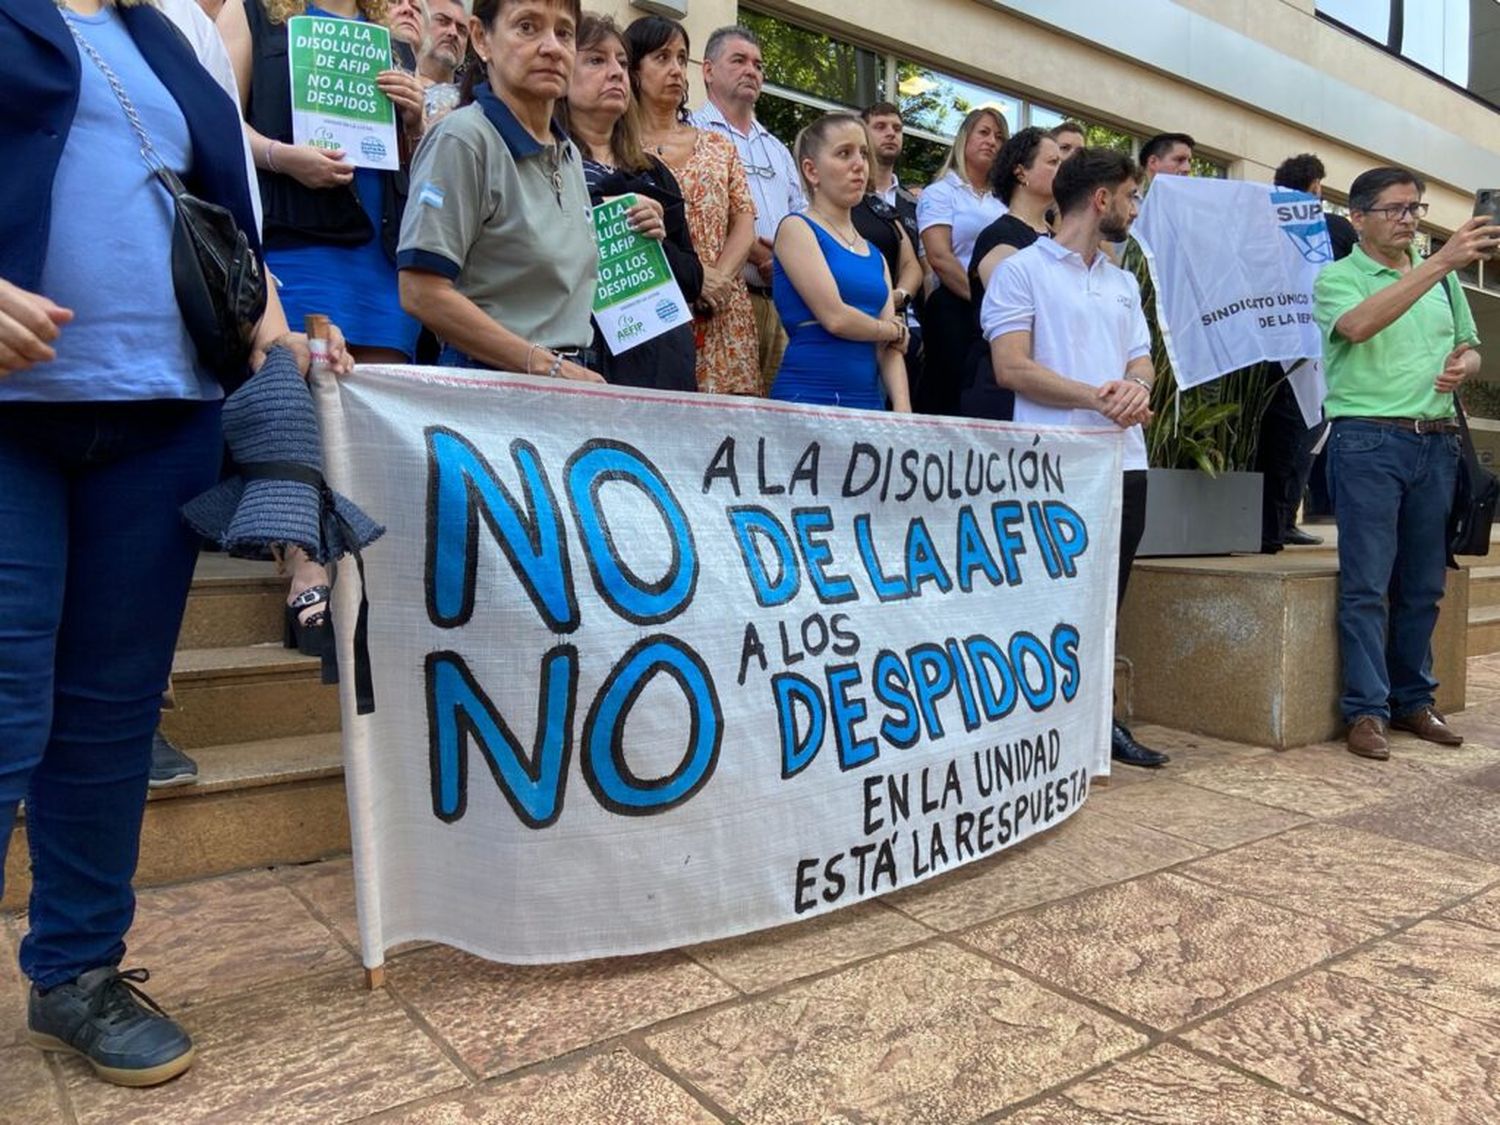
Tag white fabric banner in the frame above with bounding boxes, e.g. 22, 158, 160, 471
1133, 177, 1329, 390
315, 367, 1124, 967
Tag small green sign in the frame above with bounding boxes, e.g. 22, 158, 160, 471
591, 195, 691, 356
593, 196, 674, 311
288, 15, 399, 170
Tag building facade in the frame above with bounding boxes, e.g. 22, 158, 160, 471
607, 0, 1500, 336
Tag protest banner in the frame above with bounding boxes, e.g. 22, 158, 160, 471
1133, 177, 1328, 397
592, 195, 691, 355
315, 368, 1124, 967
288, 15, 399, 171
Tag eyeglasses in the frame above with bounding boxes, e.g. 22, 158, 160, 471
1364, 202, 1429, 220
742, 162, 778, 179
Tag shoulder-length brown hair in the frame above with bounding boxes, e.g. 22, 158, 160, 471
558, 12, 650, 172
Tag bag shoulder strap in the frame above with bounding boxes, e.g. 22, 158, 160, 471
63, 14, 194, 214
1430, 268, 1476, 436
61, 15, 162, 167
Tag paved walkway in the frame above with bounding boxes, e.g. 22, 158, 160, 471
7, 661, 1500, 1125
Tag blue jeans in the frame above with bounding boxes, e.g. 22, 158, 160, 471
1329, 419, 1459, 724
0, 399, 222, 988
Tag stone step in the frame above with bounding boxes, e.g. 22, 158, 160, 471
163, 645, 341, 749
1467, 564, 1500, 610
3, 734, 348, 911
1469, 605, 1500, 658
179, 556, 285, 650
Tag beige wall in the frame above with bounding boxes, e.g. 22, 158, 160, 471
599, 0, 1498, 234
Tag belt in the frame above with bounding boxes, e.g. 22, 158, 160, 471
1343, 416, 1459, 434
746, 284, 772, 298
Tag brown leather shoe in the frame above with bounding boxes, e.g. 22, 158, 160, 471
1346, 716, 1390, 760
1390, 706, 1463, 747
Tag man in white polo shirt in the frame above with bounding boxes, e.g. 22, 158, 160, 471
691, 24, 805, 393
982, 147, 1168, 769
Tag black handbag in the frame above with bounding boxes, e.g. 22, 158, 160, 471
1448, 398, 1498, 561
154, 166, 267, 390
65, 16, 267, 391
1438, 276, 1498, 561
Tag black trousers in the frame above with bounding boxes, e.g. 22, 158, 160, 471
1257, 378, 1321, 547
1119, 470, 1148, 608
915, 287, 969, 416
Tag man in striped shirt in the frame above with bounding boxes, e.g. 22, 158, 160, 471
692, 24, 805, 394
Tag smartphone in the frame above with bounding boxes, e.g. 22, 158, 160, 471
1476, 189, 1500, 260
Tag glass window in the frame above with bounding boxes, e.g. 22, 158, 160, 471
1316, 0, 1391, 43
739, 10, 884, 111
1028, 105, 1135, 153
1029, 104, 1067, 131
894, 62, 1020, 138
755, 92, 826, 156
739, 6, 1234, 189
1191, 155, 1228, 179
1398, 0, 1471, 86
1316, 0, 1499, 111
898, 135, 950, 190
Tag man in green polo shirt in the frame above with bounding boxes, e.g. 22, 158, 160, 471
1315, 166, 1500, 761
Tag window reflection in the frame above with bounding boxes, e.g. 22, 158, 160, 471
741, 7, 1228, 184
1316, 0, 1498, 110
895, 64, 1018, 137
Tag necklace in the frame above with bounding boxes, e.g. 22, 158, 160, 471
810, 206, 860, 249
642, 121, 680, 159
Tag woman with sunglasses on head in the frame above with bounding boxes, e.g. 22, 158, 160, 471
561, 12, 701, 392
396, 0, 605, 384
916, 106, 1007, 415
962, 126, 1062, 421
769, 113, 910, 413
626, 14, 759, 396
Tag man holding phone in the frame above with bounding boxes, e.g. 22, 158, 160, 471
1315, 167, 1500, 761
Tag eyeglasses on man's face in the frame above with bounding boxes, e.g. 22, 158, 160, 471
1364, 202, 1429, 221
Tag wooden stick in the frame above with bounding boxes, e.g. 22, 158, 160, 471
364, 965, 386, 990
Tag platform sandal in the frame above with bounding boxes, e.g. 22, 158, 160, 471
284, 584, 332, 657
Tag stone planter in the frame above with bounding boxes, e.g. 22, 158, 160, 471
1136, 468, 1263, 557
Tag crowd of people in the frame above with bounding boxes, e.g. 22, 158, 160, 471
3, 0, 1499, 1094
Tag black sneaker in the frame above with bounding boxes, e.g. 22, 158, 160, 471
28, 967, 195, 1087
149, 729, 198, 789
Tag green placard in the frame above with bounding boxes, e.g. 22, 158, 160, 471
593, 195, 675, 312
289, 15, 394, 123
590, 195, 692, 355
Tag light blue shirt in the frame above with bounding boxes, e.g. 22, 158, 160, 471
2, 6, 214, 403
691, 100, 805, 288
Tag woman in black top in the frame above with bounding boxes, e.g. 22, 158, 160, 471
561, 12, 702, 391
961, 127, 1062, 420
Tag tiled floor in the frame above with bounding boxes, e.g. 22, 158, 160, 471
6, 659, 1500, 1124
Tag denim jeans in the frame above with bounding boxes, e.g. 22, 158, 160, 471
1328, 418, 1459, 724
0, 399, 222, 988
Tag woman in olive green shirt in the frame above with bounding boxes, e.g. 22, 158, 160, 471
397, 0, 602, 382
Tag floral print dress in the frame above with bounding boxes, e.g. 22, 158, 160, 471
669, 130, 759, 395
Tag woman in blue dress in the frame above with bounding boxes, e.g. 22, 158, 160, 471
770, 113, 911, 412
